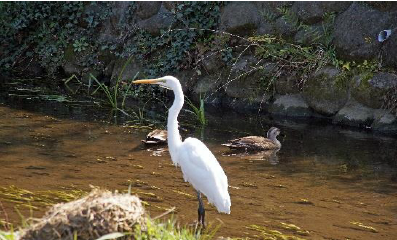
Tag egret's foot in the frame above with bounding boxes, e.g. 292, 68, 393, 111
197, 191, 206, 228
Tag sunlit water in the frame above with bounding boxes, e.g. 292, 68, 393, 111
0, 98, 396, 239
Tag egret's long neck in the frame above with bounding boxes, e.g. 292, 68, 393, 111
167, 82, 184, 164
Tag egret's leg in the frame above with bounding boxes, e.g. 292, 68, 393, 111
197, 191, 205, 226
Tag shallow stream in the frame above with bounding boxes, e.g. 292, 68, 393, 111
0, 96, 396, 239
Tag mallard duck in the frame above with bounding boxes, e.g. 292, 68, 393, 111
222, 127, 281, 151
141, 129, 167, 145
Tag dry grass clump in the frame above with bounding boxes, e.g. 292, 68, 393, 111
19, 189, 145, 240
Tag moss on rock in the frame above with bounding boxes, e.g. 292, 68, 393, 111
352, 72, 397, 109
303, 66, 348, 116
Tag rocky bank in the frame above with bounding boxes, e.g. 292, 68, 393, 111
2, 2, 397, 134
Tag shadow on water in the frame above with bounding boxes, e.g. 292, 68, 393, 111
0, 86, 397, 239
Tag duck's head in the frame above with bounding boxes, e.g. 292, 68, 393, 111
267, 127, 280, 140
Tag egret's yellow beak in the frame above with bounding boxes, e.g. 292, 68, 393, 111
133, 79, 161, 84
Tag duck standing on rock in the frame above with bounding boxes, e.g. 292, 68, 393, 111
222, 127, 281, 152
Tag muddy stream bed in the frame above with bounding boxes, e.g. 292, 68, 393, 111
0, 95, 397, 239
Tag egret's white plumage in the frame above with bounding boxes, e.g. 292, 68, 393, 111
133, 76, 231, 223
178, 137, 230, 213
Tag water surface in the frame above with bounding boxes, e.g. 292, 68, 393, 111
0, 100, 396, 239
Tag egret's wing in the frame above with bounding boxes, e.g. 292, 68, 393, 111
177, 137, 231, 214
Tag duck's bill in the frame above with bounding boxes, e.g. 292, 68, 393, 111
133, 79, 161, 84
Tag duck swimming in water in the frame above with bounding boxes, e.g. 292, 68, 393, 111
141, 129, 167, 145
222, 127, 281, 152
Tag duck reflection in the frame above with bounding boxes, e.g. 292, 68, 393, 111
223, 149, 280, 165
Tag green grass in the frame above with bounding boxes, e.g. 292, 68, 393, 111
185, 96, 207, 126
133, 217, 221, 240
90, 55, 138, 111
82, 216, 222, 240
0, 216, 222, 240
0, 229, 18, 240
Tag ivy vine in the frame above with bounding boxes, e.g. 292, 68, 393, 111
0, 2, 111, 74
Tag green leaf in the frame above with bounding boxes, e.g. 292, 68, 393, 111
342, 62, 350, 71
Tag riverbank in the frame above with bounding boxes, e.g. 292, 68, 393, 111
1, 2, 397, 135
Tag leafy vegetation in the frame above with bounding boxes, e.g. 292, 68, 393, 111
249, 34, 331, 90
133, 217, 220, 240
256, 5, 397, 115
90, 56, 137, 110
185, 96, 207, 126
0, 2, 111, 74
248, 8, 338, 91
0, 2, 227, 77
0, 2, 228, 125
121, 2, 225, 77
0, 229, 18, 240
1, 2, 396, 116
250, 6, 387, 95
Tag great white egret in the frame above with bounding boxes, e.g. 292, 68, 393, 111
133, 76, 231, 226
142, 129, 167, 145
222, 127, 281, 151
